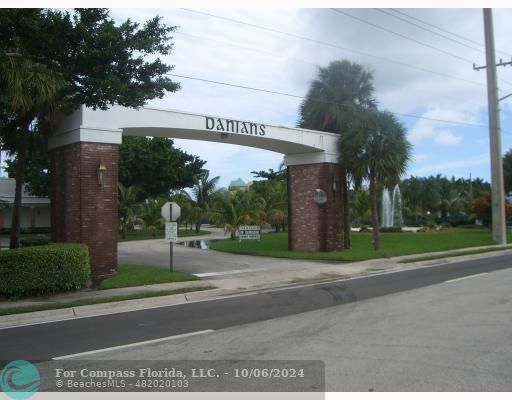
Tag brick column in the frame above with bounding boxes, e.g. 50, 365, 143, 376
50, 142, 119, 279
288, 163, 344, 252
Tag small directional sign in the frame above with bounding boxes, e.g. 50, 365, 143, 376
165, 222, 178, 242
239, 225, 261, 240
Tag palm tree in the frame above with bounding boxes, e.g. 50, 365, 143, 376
298, 60, 376, 249
170, 190, 195, 231
0, 55, 63, 248
192, 170, 219, 232
340, 110, 411, 250
251, 179, 288, 232
209, 190, 266, 240
118, 183, 141, 239
140, 198, 166, 232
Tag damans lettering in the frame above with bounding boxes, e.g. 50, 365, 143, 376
205, 117, 266, 136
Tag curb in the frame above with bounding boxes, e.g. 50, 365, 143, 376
2, 247, 511, 330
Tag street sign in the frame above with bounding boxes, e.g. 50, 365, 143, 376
239, 225, 261, 240
165, 222, 178, 242
161, 201, 181, 222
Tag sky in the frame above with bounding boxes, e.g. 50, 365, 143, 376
2, 7, 512, 189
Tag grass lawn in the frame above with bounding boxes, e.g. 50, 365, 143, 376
118, 229, 210, 242
0, 287, 213, 317
209, 228, 512, 262
98, 264, 199, 290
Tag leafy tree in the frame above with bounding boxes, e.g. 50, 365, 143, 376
400, 175, 489, 225
192, 170, 220, 232
119, 136, 205, 198
350, 187, 371, 227
4, 129, 50, 197
504, 148, 512, 194
170, 190, 195, 231
298, 59, 376, 249
340, 110, 411, 250
251, 168, 287, 182
472, 191, 512, 228
0, 8, 180, 248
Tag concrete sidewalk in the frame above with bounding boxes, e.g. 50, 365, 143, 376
1, 244, 511, 329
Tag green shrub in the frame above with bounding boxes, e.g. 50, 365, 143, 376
380, 227, 402, 233
20, 238, 52, 247
458, 224, 485, 229
0, 243, 90, 298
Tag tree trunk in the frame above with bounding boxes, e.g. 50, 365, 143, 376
10, 125, 30, 249
195, 221, 201, 233
369, 172, 380, 251
341, 170, 351, 249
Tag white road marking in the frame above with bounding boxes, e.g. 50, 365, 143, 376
445, 272, 489, 283
52, 329, 214, 360
194, 268, 267, 278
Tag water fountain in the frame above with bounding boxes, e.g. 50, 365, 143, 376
381, 184, 403, 228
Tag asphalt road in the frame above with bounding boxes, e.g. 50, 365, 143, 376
1, 253, 512, 362
91, 259, 512, 391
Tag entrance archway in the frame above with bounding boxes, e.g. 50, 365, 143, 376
49, 105, 344, 279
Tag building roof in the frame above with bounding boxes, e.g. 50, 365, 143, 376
229, 178, 246, 187
0, 177, 50, 206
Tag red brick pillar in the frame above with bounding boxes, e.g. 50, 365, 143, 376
50, 142, 119, 279
288, 163, 344, 252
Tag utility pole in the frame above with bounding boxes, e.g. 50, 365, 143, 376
474, 9, 508, 244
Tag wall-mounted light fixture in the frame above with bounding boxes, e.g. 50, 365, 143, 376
332, 177, 339, 192
97, 161, 107, 186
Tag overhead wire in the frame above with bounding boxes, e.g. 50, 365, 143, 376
166, 73, 506, 133
375, 8, 487, 55
180, 8, 486, 88
330, 9, 476, 64
389, 8, 512, 59
175, 30, 487, 109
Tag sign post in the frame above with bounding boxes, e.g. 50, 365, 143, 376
239, 226, 261, 241
162, 202, 181, 272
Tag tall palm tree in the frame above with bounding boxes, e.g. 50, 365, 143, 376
192, 170, 219, 232
0, 55, 63, 248
298, 60, 376, 249
340, 110, 411, 250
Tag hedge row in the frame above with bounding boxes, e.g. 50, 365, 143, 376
0, 244, 90, 298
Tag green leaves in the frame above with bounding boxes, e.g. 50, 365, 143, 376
0, 243, 90, 298
119, 136, 205, 198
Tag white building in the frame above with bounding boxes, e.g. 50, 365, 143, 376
0, 177, 50, 230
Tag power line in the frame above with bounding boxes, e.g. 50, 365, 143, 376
331, 9, 475, 64
167, 73, 500, 131
180, 8, 485, 88
375, 9, 486, 55
176, 30, 487, 109
389, 8, 512, 59
332, 9, 512, 89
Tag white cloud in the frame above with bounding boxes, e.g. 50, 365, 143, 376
433, 130, 461, 145
408, 106, 479, 145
